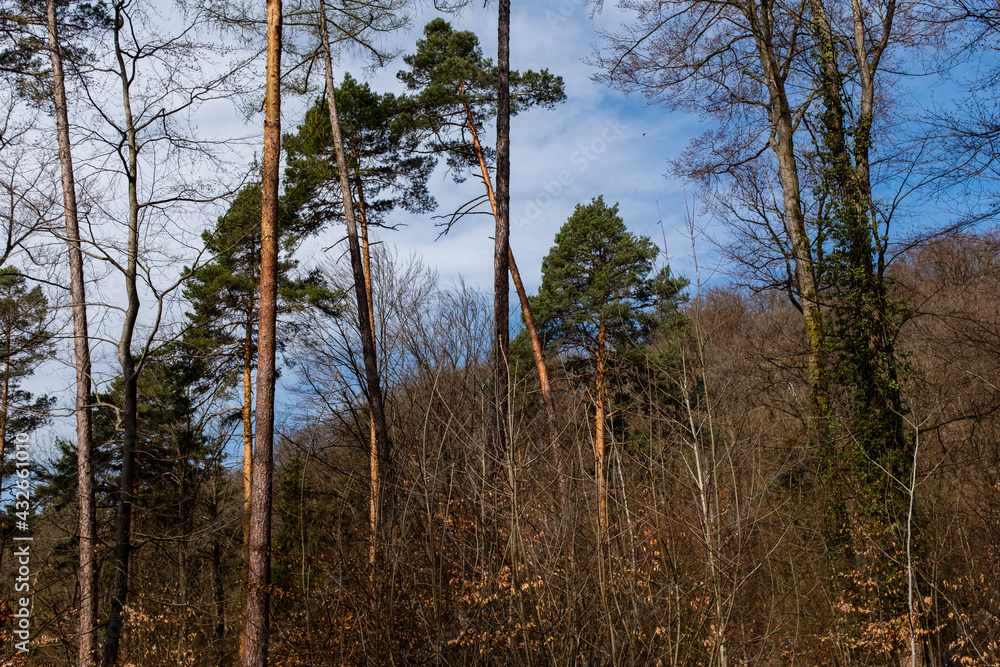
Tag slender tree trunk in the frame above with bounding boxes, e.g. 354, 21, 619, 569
239, 293, 253, 663
464, 105, 558, 445
595, 322, 607, 536
242, 0, 281, 661
177, 458, 188, 660
506, 252, 558, 440
354, 176, 380, 568
46, 2, 97, 662
317, 0, 393, 535
494, 0, 511, 454
211, 470, 226, 643
101, 6, 141, 663
747, 1, 829, 435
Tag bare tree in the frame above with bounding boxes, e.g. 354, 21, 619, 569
39, 2, 254, 662
595, 0, 829, 436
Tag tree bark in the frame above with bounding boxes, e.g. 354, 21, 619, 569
101, 5, 141, 662
746, 0, 829, 435
595, 321, 607, 535
507, 252, 558, 441
239, 285, 253, 663
354, 174, 380, 568
494, 0, 511, 454
317, 0, 393, 537
464, 104, 558, 447
46, 2, 97, 662
242, 0, 281, 662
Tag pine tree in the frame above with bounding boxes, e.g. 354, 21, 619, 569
532, 197, 685, 533
283, 73, 435, 231
183, 182, 336, 659
397, 18, 567, 451
284, 72, 434, 561
0, 267, 53, 469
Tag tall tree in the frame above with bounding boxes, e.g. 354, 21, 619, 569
809, 0, 908, 518
81, 1, 248, 661
808, 0, 920, 656
494, 0, 510, 453
315, 0, 393, 553
184, 181, 335, 656
43, 0, 102, 659
595, 0, 830, 442
397, 18, 566, 447
283, 74, 434, 559
243, 0, 281, 659
531, 196, 681, 534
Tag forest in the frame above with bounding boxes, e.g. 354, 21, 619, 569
2, 0, 1000, 664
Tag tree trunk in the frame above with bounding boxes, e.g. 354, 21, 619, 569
317, 0, 393, 538
239, 270, 253, 663
46, 2, 97, 662
101, 6, 141, 662
595, 322, 607, 536
507, 252, 558, 441
211, 470, 226, 643
463, 105, 558, 447
242, 0, 281, 661
494, 0, 511, 455
747, 0, 829, 435
354, 175, 381, 568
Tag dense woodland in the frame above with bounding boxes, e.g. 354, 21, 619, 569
2, 0, 1000, 664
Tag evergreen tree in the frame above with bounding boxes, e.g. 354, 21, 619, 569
532, 197, 686, 532
396, 18, 564, 182
0, 267, 53, 469
183, 182, 338, 647
283, 73, 436, 232
397, 18, 567, 451
283, 73, 437, 559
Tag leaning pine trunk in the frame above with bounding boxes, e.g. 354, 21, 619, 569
463, 104, 559, 449
46, 2, 97, 662
317, 0, 393, 542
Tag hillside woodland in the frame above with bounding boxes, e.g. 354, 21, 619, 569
2, 1, 1000, 665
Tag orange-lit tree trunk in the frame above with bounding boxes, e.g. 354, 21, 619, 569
317, 0, 393, 542
238, 283, 253, 663
46, 3, 97, 662
464, 105, 558, 446
242, 0, 281, 661
595, 321, 607, 535
351, 166, 380, 566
